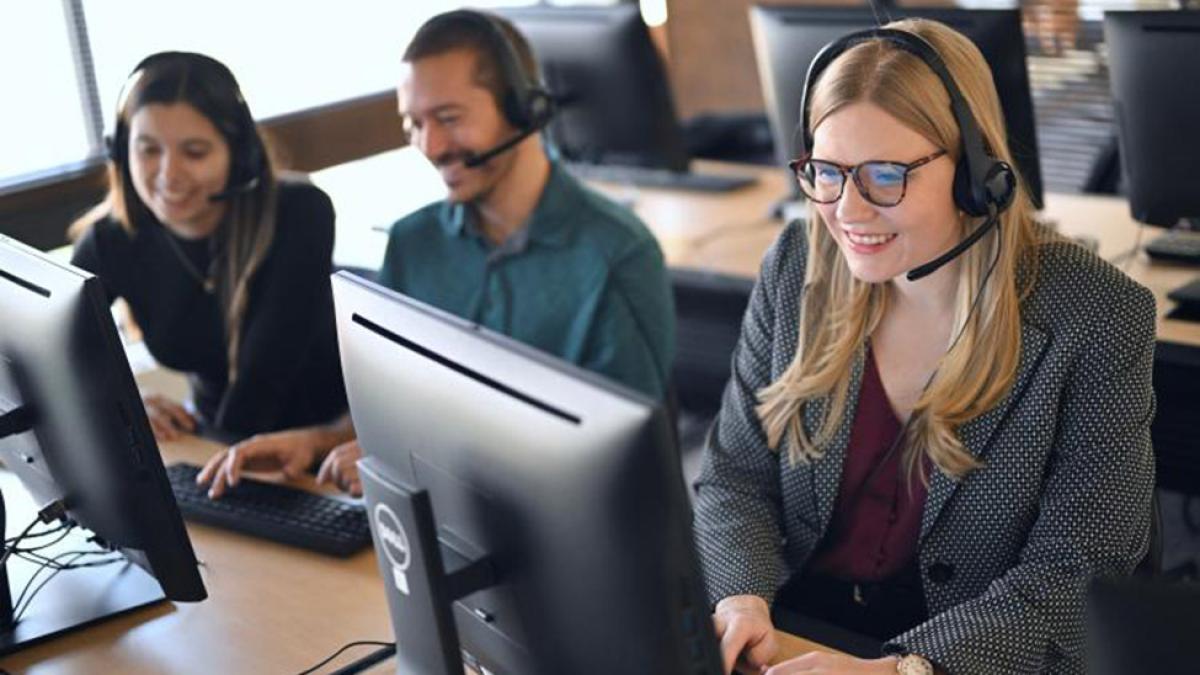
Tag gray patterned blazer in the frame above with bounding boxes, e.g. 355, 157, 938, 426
693, 222, 1156, 674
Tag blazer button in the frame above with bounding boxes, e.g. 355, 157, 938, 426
927, 562, 955, 584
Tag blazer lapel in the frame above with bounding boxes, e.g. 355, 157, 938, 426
809, 347, 867, 534
919, 321, 1050, 542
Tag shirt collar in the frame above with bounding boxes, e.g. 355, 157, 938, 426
438, 161, 575, 249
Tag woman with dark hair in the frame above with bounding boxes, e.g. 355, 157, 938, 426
70, 51, 348, 447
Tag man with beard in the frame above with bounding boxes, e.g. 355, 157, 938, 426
199, 10, 675, 498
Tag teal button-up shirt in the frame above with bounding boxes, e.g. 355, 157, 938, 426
378, 162, 675, 400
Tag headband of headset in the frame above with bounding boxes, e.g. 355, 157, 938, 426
108, 51, 266, 194
424, 10, 555, 131
796, 27, 1014, 217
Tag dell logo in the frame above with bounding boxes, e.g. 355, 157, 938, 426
373, 503, 411, 572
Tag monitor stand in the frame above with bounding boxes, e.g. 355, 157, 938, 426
0, 406, 169, 656
359, 457, 500, 675
0, 521, 167, 655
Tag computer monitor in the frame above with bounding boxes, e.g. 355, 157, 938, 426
495, 5, 689, 171
749, 7, 1044, 209
1107, 10, 1200, 318
1105, 11, 1200, 227
333, 272, 722, 675
0, 234, 205, 654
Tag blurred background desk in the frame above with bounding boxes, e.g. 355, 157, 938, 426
313, 149, 1200, 350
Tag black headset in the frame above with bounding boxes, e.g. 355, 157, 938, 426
796, 27, 1017, 280
420, 10, 556, 168
108, 51, 267, 200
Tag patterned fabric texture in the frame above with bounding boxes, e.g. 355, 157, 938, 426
693, 222, 1156, 674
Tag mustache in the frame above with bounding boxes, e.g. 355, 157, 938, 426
433, 151, 474, 168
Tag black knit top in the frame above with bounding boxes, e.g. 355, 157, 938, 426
71, 180, 347, 439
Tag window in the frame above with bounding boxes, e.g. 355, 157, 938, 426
0, 3, 94, 187
83, 1, 539, 128
3, 0, 604, 190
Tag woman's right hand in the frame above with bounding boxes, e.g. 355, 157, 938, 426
143, 393, 196, 441
713, 594, 779, 675
197, 428, 327, 499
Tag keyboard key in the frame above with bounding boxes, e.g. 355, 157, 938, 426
165, 463, 373, 557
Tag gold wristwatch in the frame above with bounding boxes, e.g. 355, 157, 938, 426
896, 653, 934, 675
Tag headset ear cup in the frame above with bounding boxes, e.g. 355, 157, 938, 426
527, 89, 555, 130
501, 87, 555, 134
107, 122, 130, 167
953, 154, 988, 217
986, 161, 1017, 213
502, 90, 530, 129
233, 139, 264, 188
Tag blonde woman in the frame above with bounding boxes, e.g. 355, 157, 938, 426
71, 52, 347, 444
696, 20, 1154, 675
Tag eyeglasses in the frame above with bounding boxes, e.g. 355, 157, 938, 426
788, 150, 947, 207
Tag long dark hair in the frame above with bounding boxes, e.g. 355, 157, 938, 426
71, 51, 277, 384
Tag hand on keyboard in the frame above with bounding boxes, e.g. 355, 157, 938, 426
197, 427, 328, 498
316, 440, 364, 497
167, 463, 372, 557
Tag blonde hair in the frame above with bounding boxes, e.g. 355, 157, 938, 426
756, 19, 1040, 481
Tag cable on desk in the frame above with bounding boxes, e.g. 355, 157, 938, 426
12, 549, 123, 621
328, 644, 397, 675
4, 520, 71, 545
295, 640, 395, 675
0, 515, 44, 569
9, 524, 76, 556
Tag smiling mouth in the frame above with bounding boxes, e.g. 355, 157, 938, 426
844, 230, 898, 246
158, 194, 193, 207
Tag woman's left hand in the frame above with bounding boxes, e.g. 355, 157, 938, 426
316, 439, 363, 496
764, 653, 899, 674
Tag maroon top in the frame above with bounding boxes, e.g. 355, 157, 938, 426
808, 346, 929, 582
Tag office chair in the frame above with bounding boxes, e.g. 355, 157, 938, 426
670, 268, 755, 418
670, 268, 754, 490
1087, 576, 1200, 674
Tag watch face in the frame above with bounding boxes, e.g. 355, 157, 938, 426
898, 654, 934, 675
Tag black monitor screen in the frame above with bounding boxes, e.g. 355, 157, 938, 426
496, 5, 690, 171
1105, 10, 1200, 226
334, 273, 722, 675
0, 234, 205, 654
750, 7, 1044, 209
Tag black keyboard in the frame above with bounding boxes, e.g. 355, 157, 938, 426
565, 162, 757, 192
1146, 231, 1200, 265
165, 463, 373, 557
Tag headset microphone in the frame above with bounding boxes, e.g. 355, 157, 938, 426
208, 176, 261, 203
906, 204, 1000, 281
462, 125, 542, 169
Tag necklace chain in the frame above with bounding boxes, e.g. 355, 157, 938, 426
161, 228, 216, 294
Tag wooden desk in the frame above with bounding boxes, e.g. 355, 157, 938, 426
315, 151, 1199, 349
0, 436, 392, 675
1039, 192, 1200, 348
589, 161, 1200, 350
0, 434, 834, 674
